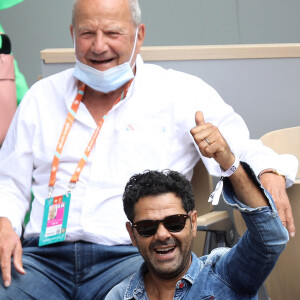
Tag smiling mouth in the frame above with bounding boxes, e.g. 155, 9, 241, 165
90, 58, 114, 65
155, 246, 176, 255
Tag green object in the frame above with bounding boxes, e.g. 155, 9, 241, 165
14, 59, 28, 105
24, 192, 34, 225
0, 24, 28, 105
0, 0, 23, 10
0, 23, 4, 45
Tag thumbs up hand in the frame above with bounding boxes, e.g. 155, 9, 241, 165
190, 111, 235, 171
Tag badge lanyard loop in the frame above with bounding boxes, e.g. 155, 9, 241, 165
48, 80, 133, 197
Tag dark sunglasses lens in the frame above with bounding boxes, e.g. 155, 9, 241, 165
135, 220, 158, 237
163, 215, 187, 232
134, 214, 188, 237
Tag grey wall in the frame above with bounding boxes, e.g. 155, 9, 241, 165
0, 0, 73, 86
1, 0, 300, 87
1, 0, 300, 139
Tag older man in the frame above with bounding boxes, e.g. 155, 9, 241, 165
0, 0, 297, 299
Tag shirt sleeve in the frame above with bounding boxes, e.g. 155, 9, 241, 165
216, 162, 289, 295
0, 89, 36, 236
186, 80, 298, 188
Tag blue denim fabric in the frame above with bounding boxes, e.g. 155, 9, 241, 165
105, 163, 289, 300
0, 239, 143, 300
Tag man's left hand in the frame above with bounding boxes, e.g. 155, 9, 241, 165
260, 172, 295, 237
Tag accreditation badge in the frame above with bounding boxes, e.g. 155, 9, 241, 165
39, 194, 71, 246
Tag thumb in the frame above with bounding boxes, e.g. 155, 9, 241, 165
195, 111, 205, 126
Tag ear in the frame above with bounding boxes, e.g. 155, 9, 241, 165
126, 222, 137, 246
190, 210, 198, 238
136, 24, 145, 52
70, 25, 74, 42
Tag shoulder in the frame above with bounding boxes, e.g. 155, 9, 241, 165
199, 247, 231, 266
30, 68, 76, 93
19, 68, 76, 107
136, 54, 212, 90
138, 64, 225, 113
142, 61, 209, 87
105, 276, 131, 300
105, 262, 148, 300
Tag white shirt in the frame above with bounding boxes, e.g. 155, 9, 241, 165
0, 55, 297, 245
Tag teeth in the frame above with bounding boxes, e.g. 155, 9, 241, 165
156, 247, 174, 252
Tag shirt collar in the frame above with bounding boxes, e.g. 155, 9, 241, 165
124, 262, 148, 300
182, 252, 202, 285
125, 54, 144, 100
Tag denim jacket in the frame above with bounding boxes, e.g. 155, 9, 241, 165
105, 163, 289, 300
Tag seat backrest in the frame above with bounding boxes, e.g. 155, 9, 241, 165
234, 126, 300, 300
260, 126, 300, 180
190, 159, 213, 256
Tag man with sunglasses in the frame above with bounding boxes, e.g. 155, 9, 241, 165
0, 0, 296, 298
106, 120, 288, 299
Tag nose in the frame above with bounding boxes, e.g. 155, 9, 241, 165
154, 222, 172, 240
91, 31, 108, 54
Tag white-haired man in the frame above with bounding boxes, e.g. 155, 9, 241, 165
0, 0, 297, 299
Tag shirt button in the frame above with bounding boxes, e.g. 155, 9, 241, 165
178, 282, 184, 289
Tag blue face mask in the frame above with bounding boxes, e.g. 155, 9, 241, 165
73, 29, 138, 94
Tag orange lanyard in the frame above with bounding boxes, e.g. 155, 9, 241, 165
48, 80, 133, 196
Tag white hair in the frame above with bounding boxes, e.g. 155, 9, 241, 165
72, 0, 141, 27
128, 0, 142, 26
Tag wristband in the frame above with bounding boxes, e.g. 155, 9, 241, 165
220, 155, 240, 177
259, 169, 286, 180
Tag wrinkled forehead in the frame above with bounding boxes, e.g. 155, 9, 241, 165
72, 0, 134, 27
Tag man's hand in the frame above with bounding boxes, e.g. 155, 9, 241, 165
259, 173, 295, 237
191, 111, 296, 236
190, 111, 234, 170
191, 111, 268, 208
0, 217, 25, 287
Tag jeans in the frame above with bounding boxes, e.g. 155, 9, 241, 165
0, 238, 143, 300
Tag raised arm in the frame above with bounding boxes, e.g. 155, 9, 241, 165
190, 111, 288, 295
190, 110, 268, 208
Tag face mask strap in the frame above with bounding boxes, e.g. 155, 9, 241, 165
73, 28, 76, 47
129, 27, 139, 67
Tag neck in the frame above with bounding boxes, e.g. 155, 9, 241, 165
144, 271, 185, 300
85, 83, 126, 99
144, 254, 193, 300
145, 272, 177, 300
81, 81, 129, 124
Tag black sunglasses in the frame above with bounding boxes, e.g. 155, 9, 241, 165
132, 213, 190, 237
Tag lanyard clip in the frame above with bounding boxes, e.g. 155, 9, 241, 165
67, 182, 76, 194
208, 177, 224, 206
48, 186, 54, 198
